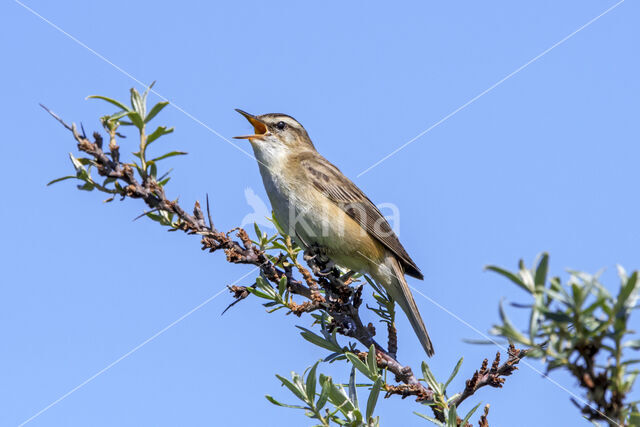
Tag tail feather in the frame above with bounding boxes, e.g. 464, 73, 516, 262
383, 257, 434, 357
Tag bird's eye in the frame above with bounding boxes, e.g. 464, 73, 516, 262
276, 121, 287, 131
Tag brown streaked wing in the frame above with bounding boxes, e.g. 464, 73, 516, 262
298, 152, 423, 280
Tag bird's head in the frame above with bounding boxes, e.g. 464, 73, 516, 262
234, 110, 315, 154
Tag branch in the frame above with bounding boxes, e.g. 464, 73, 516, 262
45, 102, 531, 426
385, 344, 526, 424
453, 344, 528, 408
45, 106, 432, 400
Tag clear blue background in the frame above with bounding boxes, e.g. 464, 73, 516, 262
1, 1, 638, 426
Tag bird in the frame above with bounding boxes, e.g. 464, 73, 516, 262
234, 110, 434, 356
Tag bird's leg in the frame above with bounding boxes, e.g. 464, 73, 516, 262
315, 260, 336, 276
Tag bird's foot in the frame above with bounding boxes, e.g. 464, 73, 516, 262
316, 259, 336, 276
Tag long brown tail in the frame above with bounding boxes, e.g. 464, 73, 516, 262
381, 256, 434, 357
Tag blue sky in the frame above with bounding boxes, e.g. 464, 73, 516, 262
1, 1, 639, 426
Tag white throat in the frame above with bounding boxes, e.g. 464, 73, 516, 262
250, 137, 289, 173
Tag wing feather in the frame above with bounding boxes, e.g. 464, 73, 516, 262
298, 152, 423, 280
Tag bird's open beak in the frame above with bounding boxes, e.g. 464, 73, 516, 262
233, 109, 268, 140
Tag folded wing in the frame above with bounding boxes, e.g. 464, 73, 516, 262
298, 152, 423, 280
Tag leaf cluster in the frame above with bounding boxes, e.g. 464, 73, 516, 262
48, 83, 185, 217
415, 359, 483, 426
267, 346, 384, 427
486, 253, 640, 425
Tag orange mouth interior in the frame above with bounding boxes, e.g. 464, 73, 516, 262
234, 109, 267, 139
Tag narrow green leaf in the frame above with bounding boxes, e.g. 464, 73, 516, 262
446, 393, 461, 404
270, 213, 286, 235
366, 345, 378, 377
297, 327, 340, 352
276, 374, 307, 402
316, 376, 331, 410
253, 279, 276, 299
462, 338, 498, 345
47, 176, 76, 186
421, 361, 441, 394
446, 406, 458, 427
76, 157, 94, 166
87, 95, 130, 112
444, 357, 463, 390
414, 412, 444, 425
68, 153, 84, 172
324, 379, 354, 417
265, 395, 306, 409
149, 151, 187, 163
534, 252, 549, 289
145, 101, 169, 123
519, 268, 536, 294
244, 286, 272, 300
543, 287, 571, 305
278, 275, 287, 296
306, 362, 319, 400
624, 340, 640, 349
366, 377, 382, 421
109, 110, 129, 121
486, 265, 532, 294
268, 241, 288, 252
348, 366, 358, 409
149, 162, 157, 179
255, 276, 271, 291
127, 111, 144, 129
141, 81, 155, 112
616, 271, 639, 316
146, 126, 174, 145
345, 353, 375, 381
323, 352, 343, 363
571, 282, 585, 309
77, 182, 94, 191
617, 265, 629, 283
538, 307, 572, 323
460, 401, 483, 425
497, 300, 531, 344
130, 87, 145, 117
529, 295, 542, 341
